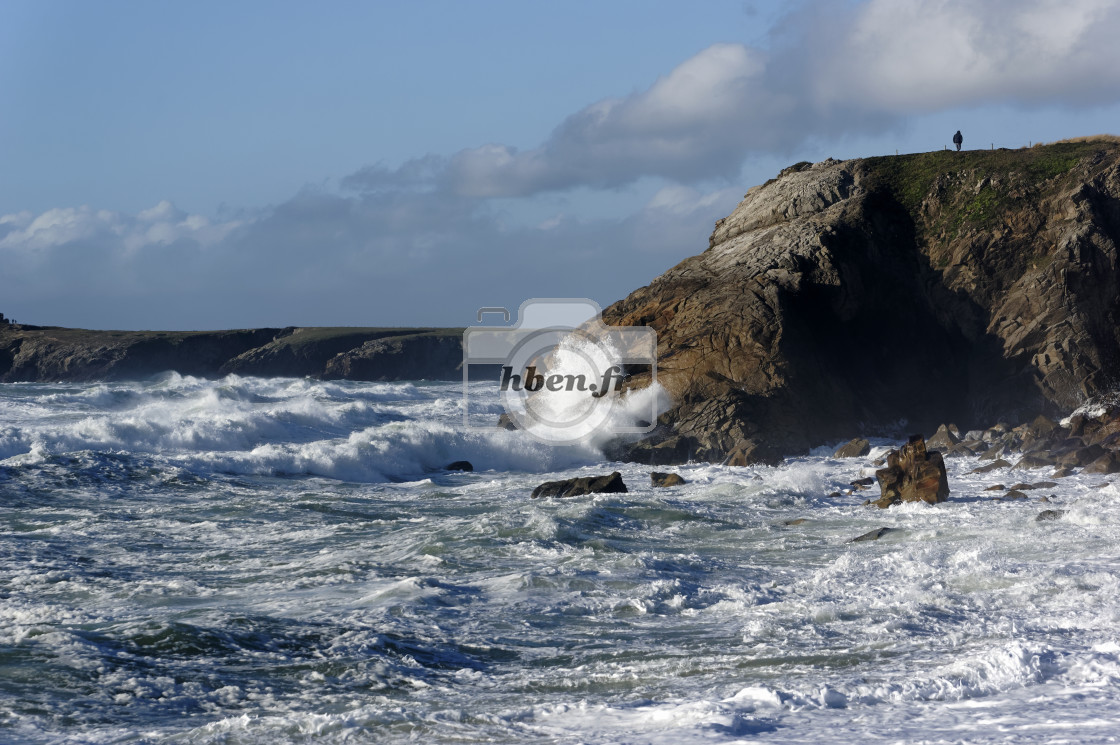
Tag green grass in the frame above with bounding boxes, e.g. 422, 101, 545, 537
863, 140, 1118, 239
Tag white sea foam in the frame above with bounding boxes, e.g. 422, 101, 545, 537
6, 379, 1120, 743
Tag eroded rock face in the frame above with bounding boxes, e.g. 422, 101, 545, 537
604, 142, 1120, 465
873, 435, 950, 508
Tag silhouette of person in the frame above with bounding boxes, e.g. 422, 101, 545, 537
953, 130, 963, 151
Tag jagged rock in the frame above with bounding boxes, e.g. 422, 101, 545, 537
497, 413, 518, 431
1013, 454, 1056, 470
650, 472, 686, 487
1036, 509, 1067, 521
531, 471, 628, 498
602, 142, 1120, 464
971, 459, 1012, 474
850, 527, 897, 542
445, 461, 473, 472
873, 435, 950, 508
947, 443, 977, 457
834, 438, 871, 458
1084, 452, 1120, 474
926, 424, 961, 451
1058, 444, 1106, 467
850, 476, 875, 487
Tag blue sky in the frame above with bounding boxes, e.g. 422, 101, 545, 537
4, 0, 1120, 329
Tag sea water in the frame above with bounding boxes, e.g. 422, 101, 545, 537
3, 375, 1120, 744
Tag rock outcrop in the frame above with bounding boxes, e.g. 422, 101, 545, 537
530, 472, 628, 498
873, 435, 950, 508
605, 141, 1120, 464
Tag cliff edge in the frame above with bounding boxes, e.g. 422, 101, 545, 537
604, 139, 1120, 464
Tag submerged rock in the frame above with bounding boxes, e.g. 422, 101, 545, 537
1036, 509, 1067, 521
834, 438, 871, 458
445, 461, 473, 472
971, 459, 1012, 474
850, 527, 897, 542
650, 472, 687, 487
531, 472, 628, 499
873, 435, 950, 508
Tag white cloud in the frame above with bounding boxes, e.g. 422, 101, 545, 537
820, 0, 1120, 111
0, 202, 240, 256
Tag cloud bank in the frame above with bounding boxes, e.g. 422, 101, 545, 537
5, 0, 1120, 328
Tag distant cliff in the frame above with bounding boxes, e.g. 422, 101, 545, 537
604, 138, 1120, 464
0, 325, 464, 382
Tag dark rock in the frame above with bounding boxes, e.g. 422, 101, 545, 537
1013, 454, 1055, 470
1008, 482, 1036, 490
828, 491, 843, 498
971, 459, 1012, 474
926, 424, 961, 451
947, 443, 977, 457
850, 527, 896, 542
1051, 465, 1075, 478
497, 413, 518, 431
1059, 444, 1106, 467
1084, 452, 1120, 475
834, 438, 871, 458
999, 490, 1030, 500
984, 484, 1005, 491
873, 435, 950, 508
1031, 481, 1059, 489
445, 461, 473, 472
650, 472, 687, 487
531, 471, 628, 499
784, 518, 807, 526
1036, 509, 1067, 521
850, 476, 875, 486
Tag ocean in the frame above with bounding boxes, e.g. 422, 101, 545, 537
3, 374, 1120, 743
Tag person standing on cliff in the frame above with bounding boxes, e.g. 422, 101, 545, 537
953, 130, 963, 151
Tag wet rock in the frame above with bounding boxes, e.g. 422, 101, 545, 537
497, 413, 518, 431
1008, 483, 1037, 490
650, 472, 687, 487
984, 484, 1005, 491
850, 527, 897, 542
834, 438, 871, 458
947, 443, 977, 457
1051, 465, 1076, 478
998, 490, 1030, 500
1012, 454, 1055, 470
1084, 452, 1120, 475
926, 424, 961, 451
873, 435, 950, 508
971, 459, 1012, 474
850, 476, 875, 487
531, 471, 628, 498
445, 461, 474, 472
784, 518, 807, 526
828, 491, 843, 498
1036, 509, 1067, 521
1057, 444, 1105, 467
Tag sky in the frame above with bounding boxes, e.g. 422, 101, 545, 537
4, 0, 1120, 330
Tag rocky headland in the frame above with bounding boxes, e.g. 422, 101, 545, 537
605, 138, 1120, 465
0, 325, 464, 382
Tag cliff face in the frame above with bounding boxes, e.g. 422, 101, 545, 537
604, 140, 1120, 464
0, 326, 465, 382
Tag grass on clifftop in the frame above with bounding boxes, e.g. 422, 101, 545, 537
864, 139, 1119, 223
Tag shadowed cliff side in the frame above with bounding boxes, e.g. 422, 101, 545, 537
603, 140, 1120, 465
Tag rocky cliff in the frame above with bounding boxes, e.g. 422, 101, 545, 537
0, 325, 465, 382
604, 139, 1120, 465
